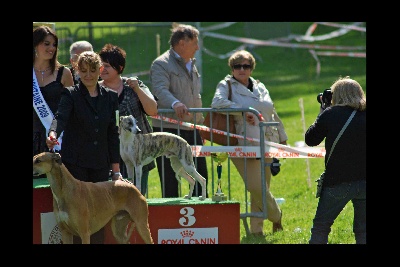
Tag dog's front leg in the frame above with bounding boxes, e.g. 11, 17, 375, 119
125, 162, 136, 185
135, 165, 143, 194
81, 234, 91, 244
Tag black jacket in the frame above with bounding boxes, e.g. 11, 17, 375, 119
50, 82, 120, 169
305, 106, 366, 187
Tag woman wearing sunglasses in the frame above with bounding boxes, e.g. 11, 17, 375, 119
211, 50, 288, 236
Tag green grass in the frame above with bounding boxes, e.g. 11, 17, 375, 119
54, 22, 366, 244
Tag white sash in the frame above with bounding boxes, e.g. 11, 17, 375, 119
33, 67, 63, 151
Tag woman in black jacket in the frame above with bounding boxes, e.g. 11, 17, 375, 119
305, 76, 366, 244
46, 51, 121, 244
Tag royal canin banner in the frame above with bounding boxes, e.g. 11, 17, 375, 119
151, 115, 325, 159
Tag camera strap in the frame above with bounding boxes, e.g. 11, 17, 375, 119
325, 110, 356, 167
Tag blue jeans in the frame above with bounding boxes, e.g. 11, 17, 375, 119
309, 180, 366, 244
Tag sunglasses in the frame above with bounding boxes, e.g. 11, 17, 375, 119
233, 64, 251, 70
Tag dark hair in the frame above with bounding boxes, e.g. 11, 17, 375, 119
168, 23, 199, 48
99, 43, 126, 74
33, 25, 60, 74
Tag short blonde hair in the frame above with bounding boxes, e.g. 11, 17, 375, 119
77, 51, 102, 71
228, 50, 256, 71
331, 76, 366, 111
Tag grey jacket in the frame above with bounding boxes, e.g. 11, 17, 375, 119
150, 48, 204, 130
211, 75, 288, 145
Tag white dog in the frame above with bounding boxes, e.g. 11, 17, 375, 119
119, 115, 207, 200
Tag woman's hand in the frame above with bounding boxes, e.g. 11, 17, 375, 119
126, 77, 139, 90
46, 133, 59, 150
112, 172, 123, 181
245, 112, 257, 126
127, 77, 158, 116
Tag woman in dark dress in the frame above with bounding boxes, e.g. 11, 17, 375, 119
33, 25, 73, 177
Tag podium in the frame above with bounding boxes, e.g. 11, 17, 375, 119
33, 178, 240, 244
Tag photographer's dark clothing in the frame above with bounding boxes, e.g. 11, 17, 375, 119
305, 106, 366, 187
309, 179, 366, 244
305, 105, 366, 244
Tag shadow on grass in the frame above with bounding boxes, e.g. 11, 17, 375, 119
240, 233, 277, 244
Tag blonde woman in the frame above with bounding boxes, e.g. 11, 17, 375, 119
305, 76, 366, 244
47, 51, 121, 244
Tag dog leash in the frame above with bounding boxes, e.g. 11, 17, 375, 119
49, 136, 60, 153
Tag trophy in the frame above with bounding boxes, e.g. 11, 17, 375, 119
211, 152, 228, 202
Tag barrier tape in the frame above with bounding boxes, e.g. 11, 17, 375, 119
190, 145, 325, 159
295, 22, 365, 42
202, 31, 365, 51
313, 51, 366, 58
150, 115, 326, 158
316, 22, 366, 32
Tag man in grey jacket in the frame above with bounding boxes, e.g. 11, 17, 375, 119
150, 23, 208, 198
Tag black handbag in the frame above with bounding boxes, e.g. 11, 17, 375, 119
270, 157, 280, 176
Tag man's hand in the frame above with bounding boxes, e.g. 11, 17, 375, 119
173, 102, 190, 120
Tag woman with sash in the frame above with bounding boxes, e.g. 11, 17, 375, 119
33, 25, 74, 168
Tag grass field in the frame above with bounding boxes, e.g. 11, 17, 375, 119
54, 22, 366, 244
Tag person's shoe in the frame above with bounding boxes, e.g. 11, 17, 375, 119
272, 211, 283, 233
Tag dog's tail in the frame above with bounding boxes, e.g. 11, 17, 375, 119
111, 211, 135, 244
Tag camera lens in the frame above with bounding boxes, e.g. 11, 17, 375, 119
317, 93, 323, 104
322, 89, 332, 107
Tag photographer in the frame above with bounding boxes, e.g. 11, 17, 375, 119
305, 76, 366, 244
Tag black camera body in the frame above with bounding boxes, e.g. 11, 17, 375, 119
317, 88, 332, 108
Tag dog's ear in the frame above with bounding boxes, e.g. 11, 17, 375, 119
53, 153, 62, 165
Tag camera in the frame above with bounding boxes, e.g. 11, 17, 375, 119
317, 88, 332, 108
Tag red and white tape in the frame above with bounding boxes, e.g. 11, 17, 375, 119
150, 115, 325, 158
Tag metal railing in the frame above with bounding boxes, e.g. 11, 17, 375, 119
154, 108, 279, 236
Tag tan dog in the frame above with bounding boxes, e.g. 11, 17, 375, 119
119, 115, 207, 200
33, 152, 153, 244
